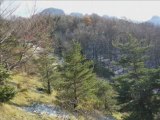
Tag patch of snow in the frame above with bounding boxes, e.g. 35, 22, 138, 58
18, 103, 115, 120
19, 103, 70, 119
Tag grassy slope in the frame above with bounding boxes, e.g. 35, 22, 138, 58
11, 73, 57, 106
0, 73, 123, 120
0, 73, 59, 120
0, 103, 55, 120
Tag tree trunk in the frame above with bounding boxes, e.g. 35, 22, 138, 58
73, 79, 77, 109
47, 79, 51, 94
74, 96, 77, 109
46, 64, 51, 94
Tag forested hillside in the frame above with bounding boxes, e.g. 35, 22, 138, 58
0, 3, 160, 120
51, 13, 160, 68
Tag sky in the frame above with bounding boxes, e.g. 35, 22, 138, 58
2, 0, 160, 22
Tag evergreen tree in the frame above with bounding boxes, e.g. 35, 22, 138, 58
36, 31, 59, 94
56, 41, 97, 110
94, 62, 114, 79
95, 79, 117, 114
114, 34, 160, 120
0, 64, 10, 85
36, 53, 58, 94
0, 64, 15, 102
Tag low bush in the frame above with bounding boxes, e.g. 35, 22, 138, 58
0, 85, 16, 103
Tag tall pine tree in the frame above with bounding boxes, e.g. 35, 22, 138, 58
114, 34, 160, 120
56, 41, 97, 110
35, 33, 58, 94
36, 53, 57, 94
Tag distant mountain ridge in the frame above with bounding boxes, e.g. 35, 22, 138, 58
40, 8, 160, 26
148, 16, 160, 26
70, 12, 83, 17
40, 8, 65, 15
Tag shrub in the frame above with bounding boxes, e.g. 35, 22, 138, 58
0, 85, 16, 103
0, 64, 10, 85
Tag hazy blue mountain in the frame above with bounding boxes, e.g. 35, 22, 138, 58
103, 15, 118, 20
70, 12, 83, 17
148, 16, 160, 26
40, 8, 65, 16
102, 15, 110, 19
40, 8, 160, 27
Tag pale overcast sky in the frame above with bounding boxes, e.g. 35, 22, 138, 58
2, 0, 160, 22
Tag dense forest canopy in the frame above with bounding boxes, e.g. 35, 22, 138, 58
48, 13, 160, 69
1, 10, 160, 71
